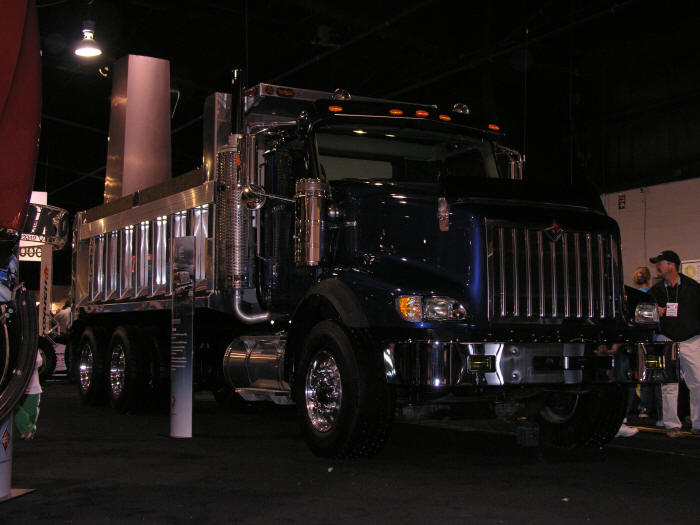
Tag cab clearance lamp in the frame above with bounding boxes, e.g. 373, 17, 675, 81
389, 109, 404, 116
488, 123, 501, 131
277, 88, 295, 97
328, 105, 344, 113
439, 114, 452, 121
415, 110, 429, 117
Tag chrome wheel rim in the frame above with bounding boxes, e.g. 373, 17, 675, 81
79, 345, 93, 394
305, 350, 342, 433
109, 345, 126, 399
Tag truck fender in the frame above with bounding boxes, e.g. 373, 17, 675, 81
286, 279, 369, 390
297, 278, 369, 329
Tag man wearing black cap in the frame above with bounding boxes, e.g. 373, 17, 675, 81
648, 250, 700, 437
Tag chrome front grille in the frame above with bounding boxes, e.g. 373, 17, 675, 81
486, 222, 620, 321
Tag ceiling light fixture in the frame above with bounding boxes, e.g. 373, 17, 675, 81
74, 20, 102, 57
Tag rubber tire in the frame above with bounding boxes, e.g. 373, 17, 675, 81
142, 333, 170, 410
38, 337, 57, 383
107, 326, 148, 412
77, 327, 107, 406
537, 384, 627, 448
295, 320, 394, 458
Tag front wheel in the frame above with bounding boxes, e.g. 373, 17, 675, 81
295, 320, 394, 458
536, 384, 626, 448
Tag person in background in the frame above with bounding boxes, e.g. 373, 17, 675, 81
648, 250, 700, 438
54, 299, 71, 337
633, 266, 652, 292
633, 266, 663, 426
14, 351, 43, 440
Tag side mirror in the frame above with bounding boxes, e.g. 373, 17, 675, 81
241, 185, 266, 210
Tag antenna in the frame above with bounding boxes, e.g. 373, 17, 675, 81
522, 28, 529, 165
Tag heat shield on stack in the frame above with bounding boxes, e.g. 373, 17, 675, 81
104, 55, 172, 202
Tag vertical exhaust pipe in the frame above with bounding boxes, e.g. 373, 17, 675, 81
227, 69, 270, 324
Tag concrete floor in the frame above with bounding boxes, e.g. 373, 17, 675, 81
2, 380, 699, 524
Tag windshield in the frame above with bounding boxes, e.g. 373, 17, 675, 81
315, 123, 518, 184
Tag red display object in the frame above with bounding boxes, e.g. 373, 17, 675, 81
0, 0, 41, 232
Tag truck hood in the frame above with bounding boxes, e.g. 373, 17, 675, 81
440, 176, 605, 214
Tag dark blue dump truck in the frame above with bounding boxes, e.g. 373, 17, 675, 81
71, 79, 662, 457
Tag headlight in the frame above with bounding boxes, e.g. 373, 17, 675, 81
635, 303, 659, 324
424, 296, 467, 320
397, 295, 467, 322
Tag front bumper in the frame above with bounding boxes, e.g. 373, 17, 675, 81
384, 341, 677, 387
385, 341, 612, 387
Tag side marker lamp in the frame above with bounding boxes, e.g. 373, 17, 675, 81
398, 296, 422, 322
389, 109, 404, 116
415, 110, 429, 117
488, 123, 501, 131
328, 105, 343, 113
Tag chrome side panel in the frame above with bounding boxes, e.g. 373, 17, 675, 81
119, 226, 134, 299
74, 181, 218, 312
73, 212, 90, 307
90, 234, 105, 302
79, 181, 215, 240
135, 221, 151, 298
151, 215, 168, 296
105, 231, 119, 301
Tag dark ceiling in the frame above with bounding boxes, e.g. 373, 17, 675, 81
35, 0, 700, 215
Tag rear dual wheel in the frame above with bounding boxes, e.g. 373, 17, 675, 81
77, 327, 107, 406
78, 325, 158, 412
107, 326, 147, 412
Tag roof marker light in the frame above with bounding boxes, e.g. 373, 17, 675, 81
277, 88, 295, 97
328, 105, 343, 113
439, 114, 452, 121
488, 123, 501, 131
415, 110, 429, 117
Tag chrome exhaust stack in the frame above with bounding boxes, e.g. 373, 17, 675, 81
222, 69, 270, 324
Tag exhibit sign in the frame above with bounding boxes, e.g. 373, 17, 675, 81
170, 236, 195, 438
681, 259, 700, 284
